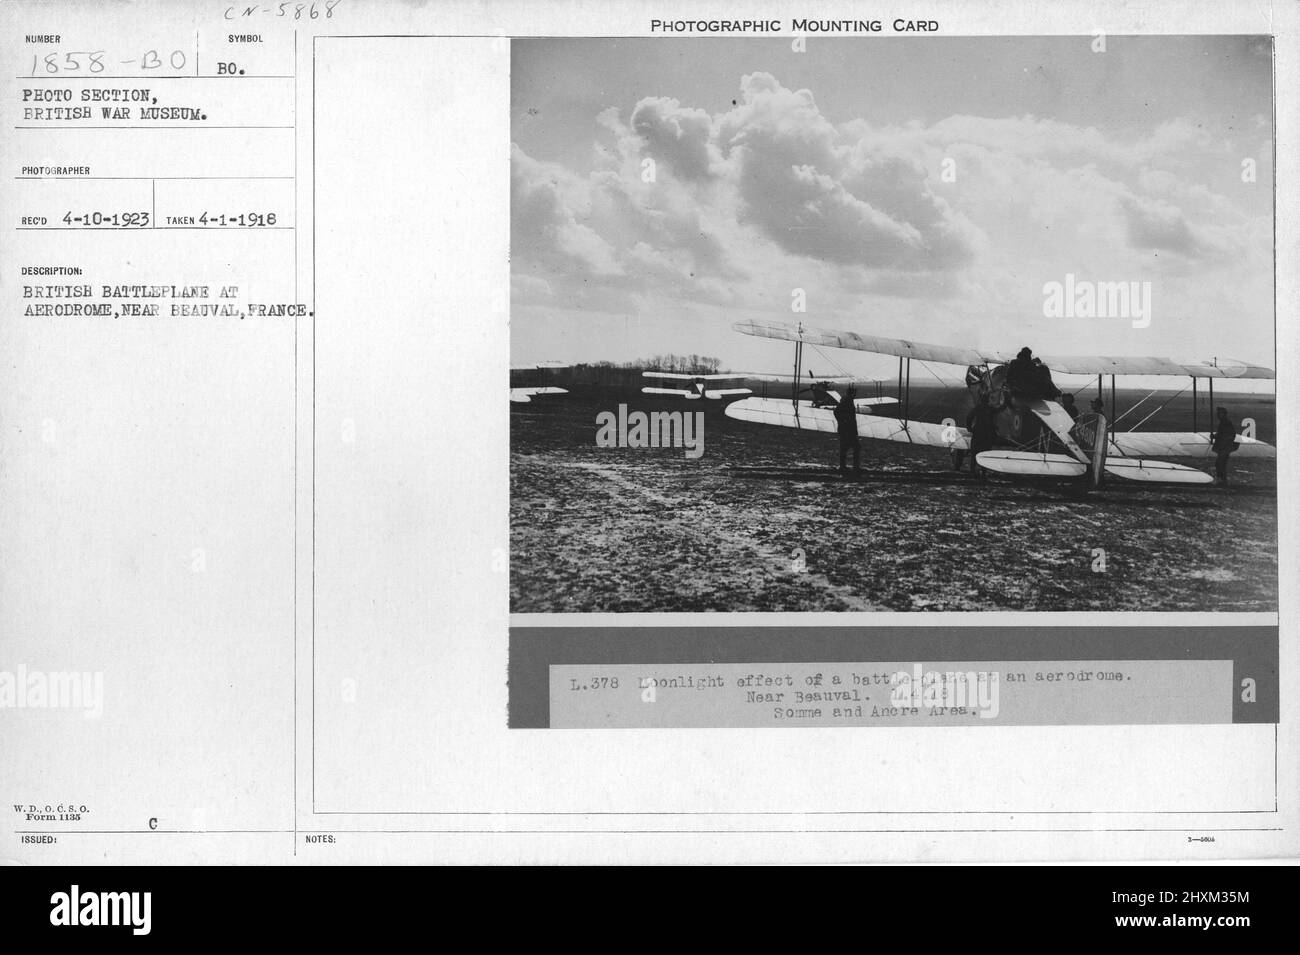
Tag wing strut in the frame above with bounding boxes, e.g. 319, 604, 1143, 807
1090, 413, 1109, 490
896, 356, 911, 432
905, 357, 911, 431
792, 336, 803, 420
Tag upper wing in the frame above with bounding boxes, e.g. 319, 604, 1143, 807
734, 320, 1275, 379
734, 320, 986, 367
742, 372, 858, 383
1032, 355, 1275, 379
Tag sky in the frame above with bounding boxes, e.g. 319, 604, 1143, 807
510, 36, 1274, 390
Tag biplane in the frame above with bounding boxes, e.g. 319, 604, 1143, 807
642, 369, 897, 410
641, 371, 754, 400
724, 320, 1275, 487
510, 362, 570, 404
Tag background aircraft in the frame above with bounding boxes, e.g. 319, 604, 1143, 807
510, 362, 569, 403
641, 369, 896, 410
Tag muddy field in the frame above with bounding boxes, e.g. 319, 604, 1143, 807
510, 385, 1278, 612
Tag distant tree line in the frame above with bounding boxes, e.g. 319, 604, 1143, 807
605, 354, 723, 374
511, 355, 725, 390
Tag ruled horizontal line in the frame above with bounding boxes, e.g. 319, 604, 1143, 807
13, 827, 1288, 835
16, 175, 294, 180
15, 125, 294, 130
17, 75, 294, 80
17, 225, 295, 231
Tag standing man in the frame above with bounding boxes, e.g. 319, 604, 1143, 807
966, 394, 997, 479
1212, 406, 1238, 486
834, 386, 861, 475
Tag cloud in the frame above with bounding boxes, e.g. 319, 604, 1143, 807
629, 97, 716, 180
1119, 195, 1204, 257
709, 74, 978, 270
511, 70, 1271, 346
510, 145, 623, 277
511, 272, 554, 305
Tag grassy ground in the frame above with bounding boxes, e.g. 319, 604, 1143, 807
510, 385, 1277, 612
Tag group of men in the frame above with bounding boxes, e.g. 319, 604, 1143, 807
1004, 346, 1061, 401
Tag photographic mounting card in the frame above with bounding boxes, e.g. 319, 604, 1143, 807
0, 0, 1296, 865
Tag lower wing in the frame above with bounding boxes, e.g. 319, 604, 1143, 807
641, 386, 699, 399
724, 397, 970, 450
510, 386, 568, 404
1109, 431, 1275, 459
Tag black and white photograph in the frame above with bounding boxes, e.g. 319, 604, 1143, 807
510, 35, 1278, 612
3, 0, 1296, 874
